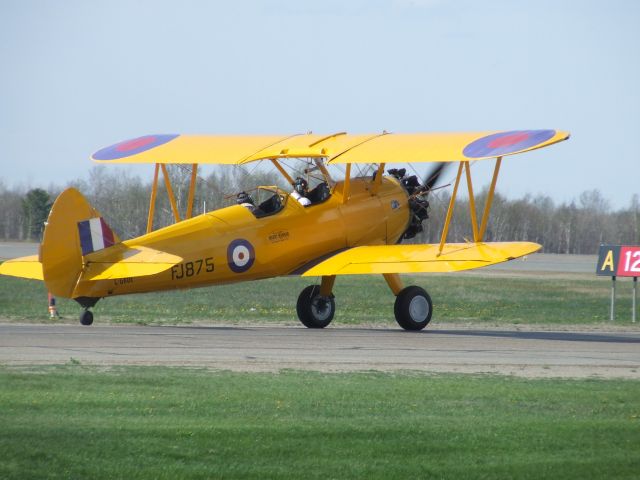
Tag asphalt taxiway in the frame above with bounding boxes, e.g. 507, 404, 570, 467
1, 323, 638, 378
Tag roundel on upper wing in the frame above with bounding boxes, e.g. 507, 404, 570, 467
463, 130, 556, 159
93, 134, 180, 160
227, 239, 255, 273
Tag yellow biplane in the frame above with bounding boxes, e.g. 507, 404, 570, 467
0, 130, 569, 330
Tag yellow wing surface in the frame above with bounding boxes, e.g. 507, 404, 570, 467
0, 248, 180, 283
81, 244, 183, 281
301, 242, 541, 276
92, 130, 569, 165
0, 255, 44, 280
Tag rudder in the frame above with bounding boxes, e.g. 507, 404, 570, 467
41, 188, 119, 298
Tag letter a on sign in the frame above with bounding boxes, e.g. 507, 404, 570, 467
602, 250, 614, 271
596, 245, 620, 276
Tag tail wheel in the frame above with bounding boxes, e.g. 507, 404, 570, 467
394, 286, 432, 331
296, 285, 335, 328
79, 310, 94, 326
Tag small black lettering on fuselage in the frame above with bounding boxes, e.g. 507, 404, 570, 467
114, 277, 134, 286
171, 257, 214, 281
268, 230, 290, 243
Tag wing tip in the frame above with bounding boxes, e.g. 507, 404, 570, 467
92, 134, 180, 162
0, 255, 44, 281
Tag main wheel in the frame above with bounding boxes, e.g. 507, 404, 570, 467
296, 285, 335, 328
394, 286, 432, 331
79, 310, 94, 326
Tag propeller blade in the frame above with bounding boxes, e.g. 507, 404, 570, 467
423, 162, 448, 192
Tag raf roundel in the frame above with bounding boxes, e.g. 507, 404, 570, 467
463, 130, 556, 159
93, 134, 180, 160
227, 239, 255, 273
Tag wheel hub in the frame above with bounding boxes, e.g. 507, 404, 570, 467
311, 297, 332, 321
408, 296, 429, 322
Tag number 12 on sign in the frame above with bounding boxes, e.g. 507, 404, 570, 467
620, 247, 640, 275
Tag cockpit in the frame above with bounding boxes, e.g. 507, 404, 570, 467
235, 180, 332, 218
226, 155, 341, 218
235, 186, 287, 218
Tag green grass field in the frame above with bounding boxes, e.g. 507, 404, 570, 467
0, 272, 636, 326
0, 367, 638, 480
2, 271, 639, 478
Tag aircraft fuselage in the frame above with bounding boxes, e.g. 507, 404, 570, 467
74, 176, 410, 299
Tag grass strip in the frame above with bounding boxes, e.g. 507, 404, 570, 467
0, 273, 636, 325
0, 367, 638, 479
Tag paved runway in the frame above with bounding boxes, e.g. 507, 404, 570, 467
1, 324, 638, 378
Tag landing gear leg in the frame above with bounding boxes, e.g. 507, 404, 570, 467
296, 276, 336, 328
384, 273, 433, 331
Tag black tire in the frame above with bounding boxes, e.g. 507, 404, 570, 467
296, 285, 335, 328
394, 286, 432, 331
80, 310, 94, 326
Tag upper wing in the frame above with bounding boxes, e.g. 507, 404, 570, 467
92, 130, 569, 165
300, 242, 541, 276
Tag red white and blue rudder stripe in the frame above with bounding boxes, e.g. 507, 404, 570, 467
78, 217, 116, 256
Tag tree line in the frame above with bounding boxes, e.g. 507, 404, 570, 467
1, 166, 638, 254
417, 188, 639, 254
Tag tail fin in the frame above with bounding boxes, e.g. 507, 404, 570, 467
41, 188, 119, 297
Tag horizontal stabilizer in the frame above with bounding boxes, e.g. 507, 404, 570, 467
0, 255, 44, 280
301, 242, 541, 276
82, 245, 183, 280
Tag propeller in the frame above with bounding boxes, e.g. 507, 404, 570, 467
422, 162, 449, 193
389, 162, 451, 240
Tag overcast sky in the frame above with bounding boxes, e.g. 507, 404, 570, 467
1, 0, 638, 208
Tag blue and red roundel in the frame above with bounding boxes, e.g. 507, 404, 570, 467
227, 239, 255, 273
463, 130, 555, 159
93, 134, 180, 160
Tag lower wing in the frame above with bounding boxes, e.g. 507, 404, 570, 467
301, 242, 541, 276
